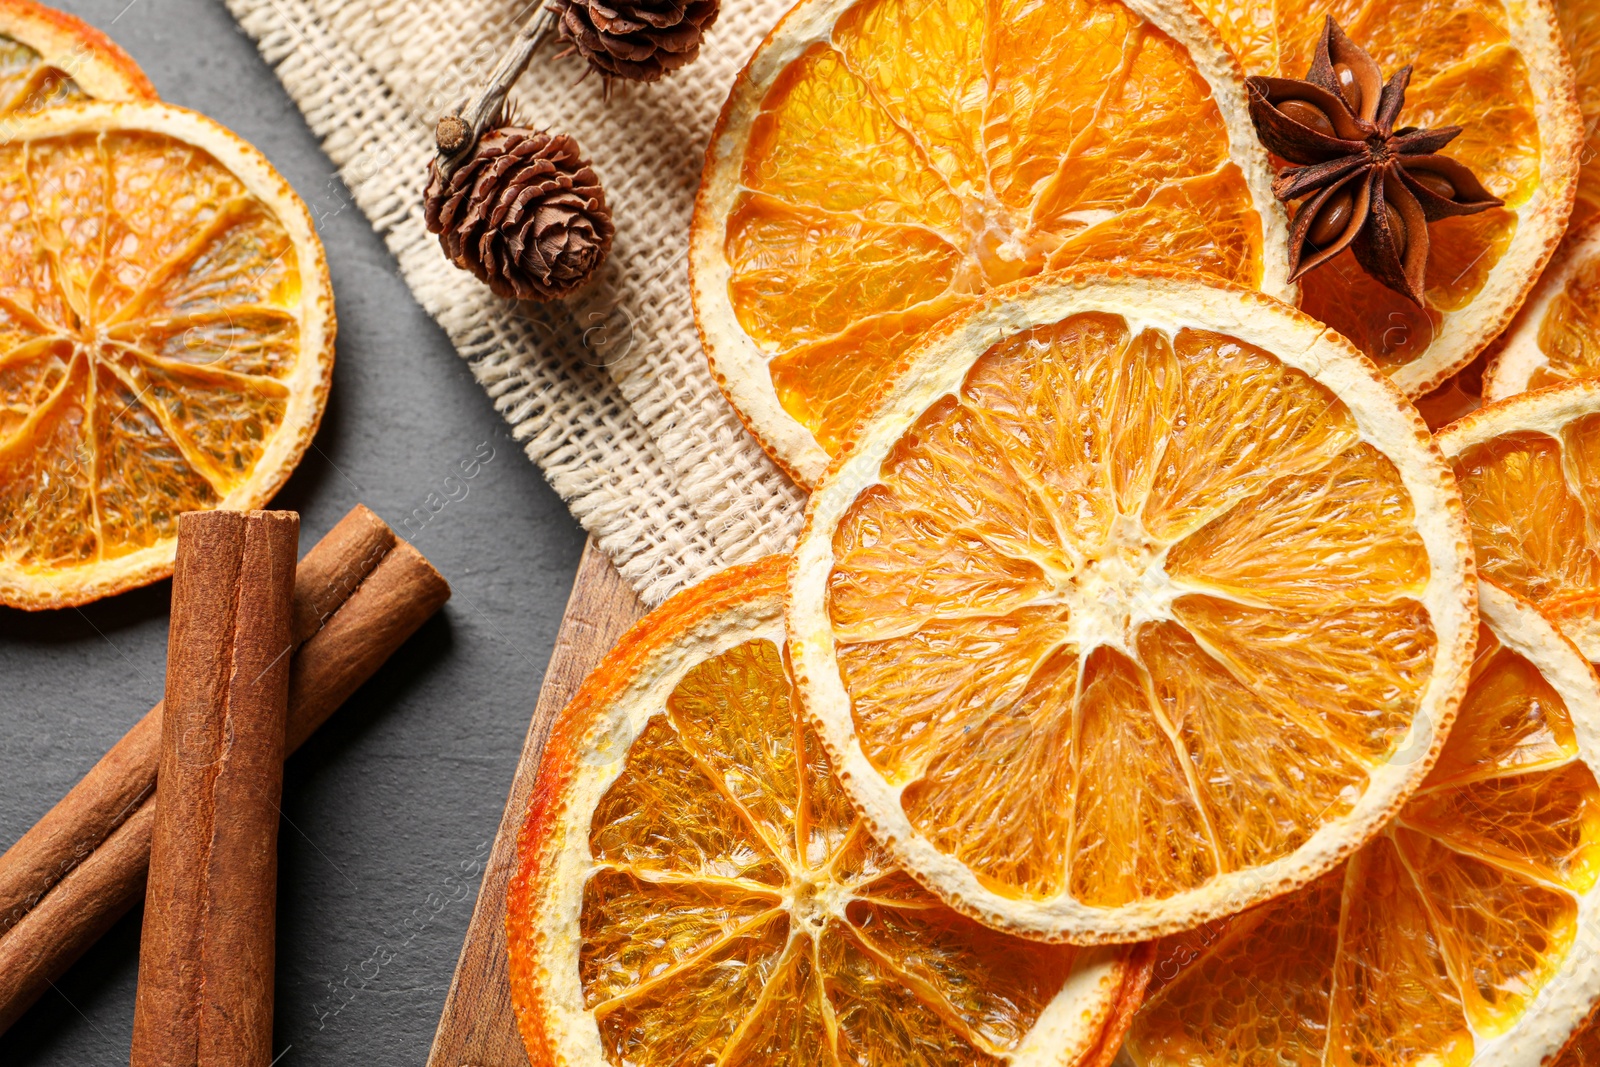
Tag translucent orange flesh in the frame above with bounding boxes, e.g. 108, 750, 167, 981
0, 129, 303, 575
727, 0, 1266, 455
0, 34, 88, 115
1126, 626, 1600, 1065
1192, 0, 1538, 377
1532, 253, 1600, 389
827, 312, 1436, 905
580, 638, 1093, 1067
1450, 417, 1600, 645
1437, 0, 1600, 396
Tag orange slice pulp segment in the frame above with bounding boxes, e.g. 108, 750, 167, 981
1482, 220, 1600, 397
1530, 250, 1600, 388
1125, 581, 1600, 1067
0, 0, 154, 111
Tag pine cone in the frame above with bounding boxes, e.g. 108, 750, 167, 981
424, 128, 614, 302
550, 0, 720, 83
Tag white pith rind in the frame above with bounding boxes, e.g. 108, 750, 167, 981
1383, 0, 1582, 397
1464, 580, 1600, 1067
514, 568, 1136, 1066
1484, 218, 1600, 399
0, 101, 336, 610
788, 269, 1478, 944
1436, 378, 1600, 659
1439, 377, 1600, 452
689, 0, 1295, 488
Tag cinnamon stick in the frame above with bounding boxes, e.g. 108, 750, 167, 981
0, 504, 450, 1034
131, 509, 300, 1066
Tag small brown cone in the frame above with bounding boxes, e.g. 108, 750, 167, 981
424, 127, 614, 301
550, 0, 720, 82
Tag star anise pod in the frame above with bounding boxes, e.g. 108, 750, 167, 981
1246, 17, 1502, 305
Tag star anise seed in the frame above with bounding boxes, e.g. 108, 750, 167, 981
1245, 16, 1503, 305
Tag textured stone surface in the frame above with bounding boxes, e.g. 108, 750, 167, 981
0, 1, 586, 1062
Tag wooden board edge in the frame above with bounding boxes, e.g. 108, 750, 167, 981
425, 538, 646, 1067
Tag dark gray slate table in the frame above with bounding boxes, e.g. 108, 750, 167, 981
0, 2, 588, 1061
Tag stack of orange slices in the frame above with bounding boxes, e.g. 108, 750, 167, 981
689, 0, 1291, 485
23, 1, 1600, 1064
506, 0, 1600, 1061
0, 0, 334, 610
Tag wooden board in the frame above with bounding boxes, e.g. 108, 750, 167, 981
426, 538, 647, 1067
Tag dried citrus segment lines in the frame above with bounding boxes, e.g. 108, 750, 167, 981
589, 715, 790, 888
1039, 166, 1266, 294
1127, 581, 1600, 1066
693, 0, 1287, 485
788, 272, 1474, 943
742, 45, 962, 230
1439, 381, 1600, 659
830, 0, 988, 199
725, 197, 963, 348
1139, 620, 1369, 867
1403, 762, 1600, 892
0, 0, 154, 114
508, 559, 1145, 1067
1191, 0, 1580, 396
1164, 444, 1430, 609
0, 103, 332, 609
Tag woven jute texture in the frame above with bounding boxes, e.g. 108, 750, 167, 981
224, 0, 805, 605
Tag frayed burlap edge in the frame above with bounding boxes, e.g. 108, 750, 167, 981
223, 0, 805, 605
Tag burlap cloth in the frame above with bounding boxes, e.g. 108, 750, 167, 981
223, 0, 805, 605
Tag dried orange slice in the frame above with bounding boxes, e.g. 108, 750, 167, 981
1192, 0, 1582, 396
1438, 379, 1600, 659
0, 102, 334, 609
506, 557, 1154, 1067
689, 0, 1292, 486
787, 268, 1477, 944
1124, 579, 1600, 1067
0, 0, 154, 110
1483, 218, 1600, 396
